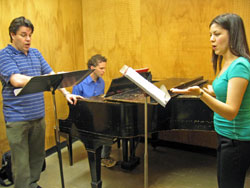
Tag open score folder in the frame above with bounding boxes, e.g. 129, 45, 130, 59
120, 65, 171, 107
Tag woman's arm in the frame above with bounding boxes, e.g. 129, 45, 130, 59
171, 77, 248, 121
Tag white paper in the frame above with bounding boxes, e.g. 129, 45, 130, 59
120, 65, 171, 107
14, 88, 22, 96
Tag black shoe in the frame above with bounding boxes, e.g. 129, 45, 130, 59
37, 186, 42, 188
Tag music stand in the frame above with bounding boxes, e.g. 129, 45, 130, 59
120, 65, 170, 188
15, 69, 93, 188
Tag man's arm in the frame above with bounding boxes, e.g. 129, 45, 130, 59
10, 74, 32, 87
49, 71, 84, 105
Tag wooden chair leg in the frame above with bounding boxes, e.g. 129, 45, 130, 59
67, 133, 73, 166
59, 132, 74, 166
117, 138, 121, 148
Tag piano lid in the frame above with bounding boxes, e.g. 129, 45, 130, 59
154, 76, 208, 97
104, 72, 152, 97
104, 76, 207, 104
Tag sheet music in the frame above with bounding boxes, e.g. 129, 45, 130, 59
14, 88, 22, 96
120, 65, 171, 107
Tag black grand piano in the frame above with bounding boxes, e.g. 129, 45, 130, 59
59, 73, 214, 188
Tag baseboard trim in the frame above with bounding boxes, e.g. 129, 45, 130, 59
45, 138, 78, 157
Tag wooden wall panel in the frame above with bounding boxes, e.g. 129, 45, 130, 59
82, 0, 142, 87
141, 0, 231, 80
0, 0, 84, 155
81, 0, 250, 84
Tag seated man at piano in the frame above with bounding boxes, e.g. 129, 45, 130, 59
72, 54, 117, 168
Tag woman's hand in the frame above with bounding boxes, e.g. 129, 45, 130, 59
203, 84, 215, 97
170, 86, 202, 96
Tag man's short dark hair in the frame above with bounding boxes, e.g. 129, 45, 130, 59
9, 16, 34, 42
87, 54, 107, 69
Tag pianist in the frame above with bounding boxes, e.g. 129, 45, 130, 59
171, 13, 250, 188
72, 54, 117, 168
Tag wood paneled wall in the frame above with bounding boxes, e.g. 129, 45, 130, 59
82, 0, 250, 84
0, 0, 250, 155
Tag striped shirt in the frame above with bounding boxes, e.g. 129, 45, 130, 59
0, 45, 53, 122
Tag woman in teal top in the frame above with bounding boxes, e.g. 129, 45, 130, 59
171, 13, 250, 188
213, 57, 250, 141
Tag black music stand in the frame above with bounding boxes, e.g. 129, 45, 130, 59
120, 65, 170, 188
15, 69, 93, 188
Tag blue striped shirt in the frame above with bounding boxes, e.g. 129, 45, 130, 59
0, 45, 53, 122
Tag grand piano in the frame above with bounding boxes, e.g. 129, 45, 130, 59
59, 73, 214, 188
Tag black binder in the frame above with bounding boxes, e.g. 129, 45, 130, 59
14, 70, 93, 96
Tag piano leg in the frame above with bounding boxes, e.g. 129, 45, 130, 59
80, 137, 114, 188
130, 138, 136, 158
122, 138, 129, 162
150, 132, 159, 149
117, 138, 121, 148
86, 145, 103, 188
121, 138, 140, 170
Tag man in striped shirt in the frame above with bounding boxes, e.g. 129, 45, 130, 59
0, 16, 82, 188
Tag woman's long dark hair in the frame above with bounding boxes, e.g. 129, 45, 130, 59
209, 13, 250, 74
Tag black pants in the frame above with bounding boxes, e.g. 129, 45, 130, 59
217, 134, 250, 188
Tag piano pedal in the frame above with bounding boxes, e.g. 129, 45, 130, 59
120, 156, 140, 171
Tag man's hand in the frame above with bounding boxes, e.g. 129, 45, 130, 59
64, 93, 84, 105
